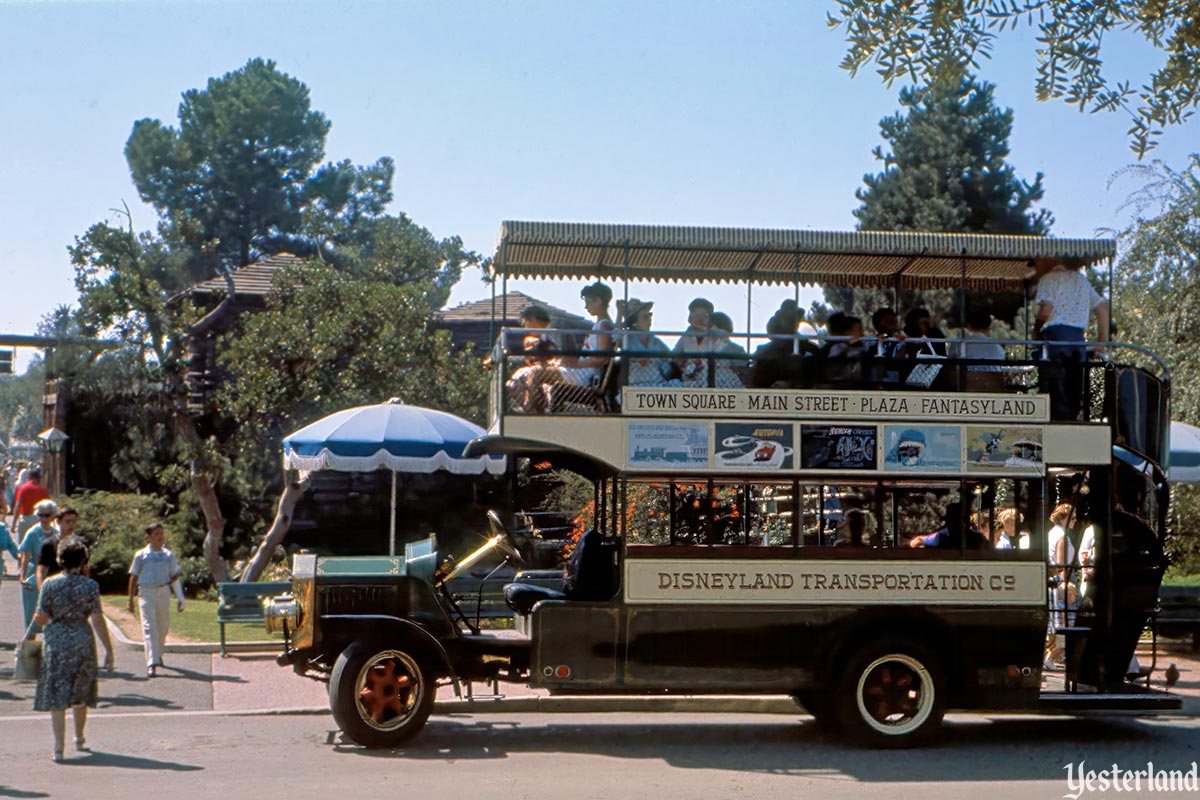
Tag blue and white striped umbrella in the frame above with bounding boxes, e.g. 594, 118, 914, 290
282, 399, 504, 476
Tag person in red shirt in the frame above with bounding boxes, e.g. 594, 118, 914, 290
11, 467, 50, 535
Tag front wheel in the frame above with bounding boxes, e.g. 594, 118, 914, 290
329, 641, 435, 747
834, 638, 944, 748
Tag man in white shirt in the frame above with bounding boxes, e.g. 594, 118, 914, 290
127, 522, 185, 677
1033, 258, 1110, 421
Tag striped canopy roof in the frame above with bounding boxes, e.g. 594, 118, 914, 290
492, 221, 1115, 290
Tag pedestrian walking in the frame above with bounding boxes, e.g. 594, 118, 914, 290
34, 537, 115, 763
18, 499, 59, 632
37, 506, 83, 586
126, 522, 184, 677
10, 466, 50, 537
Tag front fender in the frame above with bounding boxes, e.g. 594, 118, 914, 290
320, 615, 455, 676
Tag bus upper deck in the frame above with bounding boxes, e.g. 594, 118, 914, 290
485, 221, 1170, 474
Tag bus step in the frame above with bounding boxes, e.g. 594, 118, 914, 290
1038, 690, 1181, 712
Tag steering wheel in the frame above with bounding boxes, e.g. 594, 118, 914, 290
487, 510, 525, 566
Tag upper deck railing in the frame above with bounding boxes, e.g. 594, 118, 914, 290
488, 327, 1171, 467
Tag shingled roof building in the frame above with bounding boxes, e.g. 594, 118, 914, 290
170, 253, 304, 413
432, 291, 590, 356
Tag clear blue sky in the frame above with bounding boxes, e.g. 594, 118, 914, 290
2, 1, 1197, 369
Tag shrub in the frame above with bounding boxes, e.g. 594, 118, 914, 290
65, 491, 184, 594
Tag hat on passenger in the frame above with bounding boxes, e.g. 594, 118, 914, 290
619, 298, 654, 328
688, 297, 715, 314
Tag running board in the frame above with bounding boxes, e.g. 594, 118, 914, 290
1038, 690, 1181, 712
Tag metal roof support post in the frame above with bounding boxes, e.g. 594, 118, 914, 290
959, 251, 968, 391
623, 238, 631, 318
489, 243, 500, 352
1023, 278, 1032, 362
501, 270, 509, 329
793, 251, 801, 355
1106, 254, 1115, 332
745, 252, 762, 350
746, 282, 753, 351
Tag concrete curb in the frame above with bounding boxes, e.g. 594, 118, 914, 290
103, 614, 282, 655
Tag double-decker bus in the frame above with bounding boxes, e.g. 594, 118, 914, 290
270, 222, 1178, 748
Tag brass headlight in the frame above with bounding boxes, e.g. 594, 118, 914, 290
264, 594, 301, 635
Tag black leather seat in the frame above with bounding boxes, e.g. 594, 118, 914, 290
503, 527, 617, 614
503, 583, 566, 615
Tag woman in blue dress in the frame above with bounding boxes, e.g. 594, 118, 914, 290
33, 538, 114, 763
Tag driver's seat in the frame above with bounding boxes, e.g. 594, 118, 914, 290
502, 582, 566, 615
503, 528, 615, 615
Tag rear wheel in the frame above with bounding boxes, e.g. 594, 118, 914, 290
329, 641, 435, 747
834, 639, 944, 748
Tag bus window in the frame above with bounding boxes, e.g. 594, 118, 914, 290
625, 482, 671, 545
747, 483, 795, 546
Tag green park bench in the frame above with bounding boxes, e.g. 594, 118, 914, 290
216, 581, 292, 657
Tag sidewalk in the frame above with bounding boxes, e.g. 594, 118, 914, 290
4, 563, 1200, 722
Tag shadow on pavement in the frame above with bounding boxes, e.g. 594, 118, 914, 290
0, 787, 51, 798
157, 665, 246, 683
58, 751, 203, 771
326, 714, 1189, 781
97, 694, 180, 711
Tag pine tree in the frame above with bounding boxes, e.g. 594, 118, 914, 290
825, 79, 1053, 327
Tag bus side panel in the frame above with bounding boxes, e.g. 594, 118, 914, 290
622, 605, 1044, 708
531, 602, 621, 689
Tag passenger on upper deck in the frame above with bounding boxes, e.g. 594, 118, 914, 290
952, 309, 1008, 391
902, 307, 949, 357
951, 309, 1005, 365
485, 304, 554, 374
558, 282, 615, 388
870, 307, 905, 386
1032, 257, 1111, 421
619, 298, 678, 387
506, 337, 563, 413
708, 311, 746, 389
750, 301, 811, 389
909, 502, 990, 549
822, 313, 868, 387
673, 298, 717, 387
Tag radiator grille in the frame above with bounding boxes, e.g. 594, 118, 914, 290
320, 585, 391, 615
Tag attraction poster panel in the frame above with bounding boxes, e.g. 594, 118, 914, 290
882, 424, 962, 473
628, 422, 709, 469
713, 423, 795, 469
963, 426, 1044, 475
800, 424, 878, 470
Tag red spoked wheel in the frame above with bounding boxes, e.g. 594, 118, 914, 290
330, 642, 434, 747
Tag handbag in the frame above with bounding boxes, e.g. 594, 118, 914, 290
905, 342, 945, 388
14, 639, 42, 681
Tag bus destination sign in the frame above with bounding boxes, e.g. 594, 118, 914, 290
622, 388, 1049, 422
